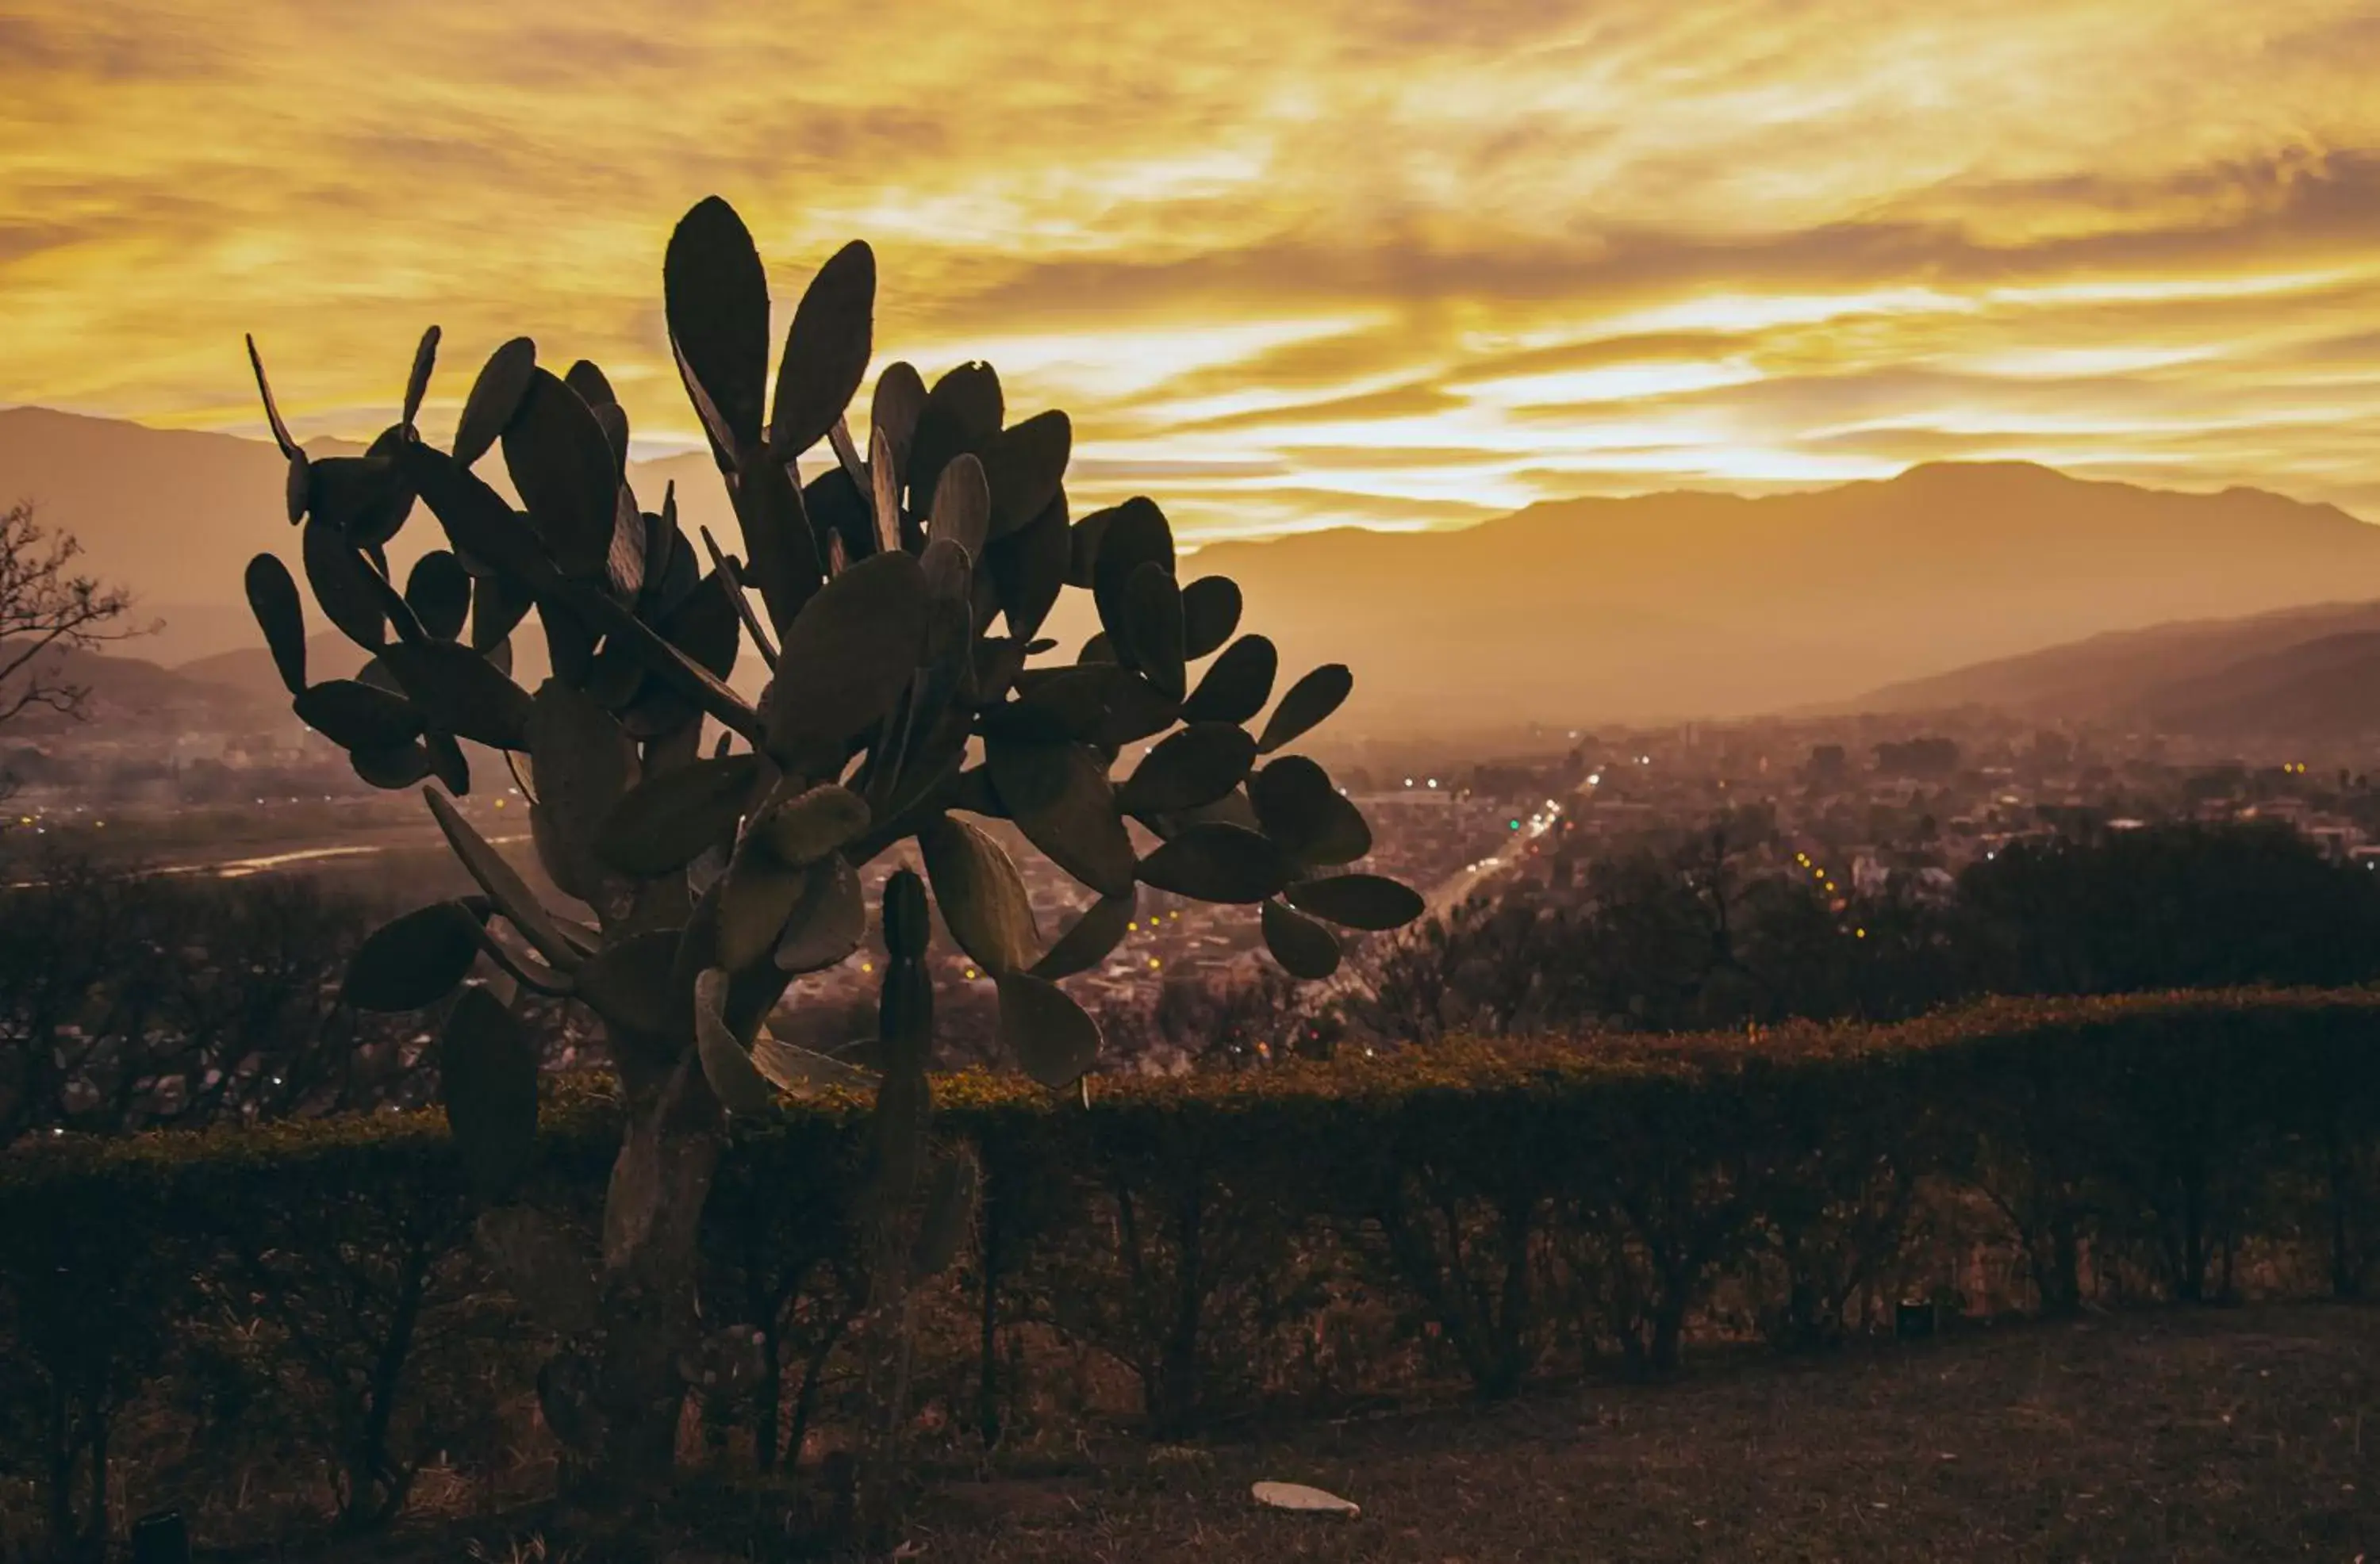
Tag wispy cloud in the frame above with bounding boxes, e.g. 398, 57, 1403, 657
6, 0, 2380, 539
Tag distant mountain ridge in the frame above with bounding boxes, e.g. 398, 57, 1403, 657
0, 639, 267, 740
1857, 599, 2380, 739
8, 406, 2380, 731
1183, 461, 2380, 729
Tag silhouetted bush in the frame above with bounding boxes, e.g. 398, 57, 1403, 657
0, 856, 427, 1144
6, 991, 2380, 1554
1959, 821, 2380, 995
0, 853, 616, 1148
1359, 821, 2380, 1040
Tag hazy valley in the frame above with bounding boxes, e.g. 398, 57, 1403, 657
13, 406, 2380, 739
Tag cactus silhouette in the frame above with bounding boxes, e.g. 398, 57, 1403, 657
244, 194, 1421, 1496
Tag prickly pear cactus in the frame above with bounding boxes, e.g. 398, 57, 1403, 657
244, 194, 1422, 1487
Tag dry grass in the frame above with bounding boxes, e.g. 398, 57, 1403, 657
892, 1305, 2380, 1563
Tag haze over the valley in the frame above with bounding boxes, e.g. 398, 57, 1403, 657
10, 406, 2380, 736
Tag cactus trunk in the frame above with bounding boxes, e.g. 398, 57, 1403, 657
544, 1054, 724, 1493
850, 874, 936, 1544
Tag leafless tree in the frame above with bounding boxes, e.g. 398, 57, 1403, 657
0, 502, 146, 789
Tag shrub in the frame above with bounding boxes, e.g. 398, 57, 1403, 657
0, 857, 428, 1144
6, 990, 2380, 1551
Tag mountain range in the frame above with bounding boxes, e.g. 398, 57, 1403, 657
1860, 600, 2380, 741
0, 641, 264, 742
8, 405, 2380, 734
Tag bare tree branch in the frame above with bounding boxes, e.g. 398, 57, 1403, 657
0, 500, 151, 734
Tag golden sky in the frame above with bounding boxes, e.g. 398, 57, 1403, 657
6, 0, 2380, 539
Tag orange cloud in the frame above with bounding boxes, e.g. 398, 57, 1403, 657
6, 0, 2380, 534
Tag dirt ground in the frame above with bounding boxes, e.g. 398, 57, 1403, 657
899, 1305, 2380, 1563
279, 1303, 2380, 1562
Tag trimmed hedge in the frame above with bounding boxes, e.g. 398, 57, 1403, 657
7, 990, 2380, 1549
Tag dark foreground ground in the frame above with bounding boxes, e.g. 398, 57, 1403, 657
321, 1305, 2379, 1562
914, 1305, 2380, 1563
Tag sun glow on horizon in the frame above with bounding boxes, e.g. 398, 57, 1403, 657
7, 0, 2380, 541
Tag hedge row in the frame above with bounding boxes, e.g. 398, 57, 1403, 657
7, 989, 2380, 1551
